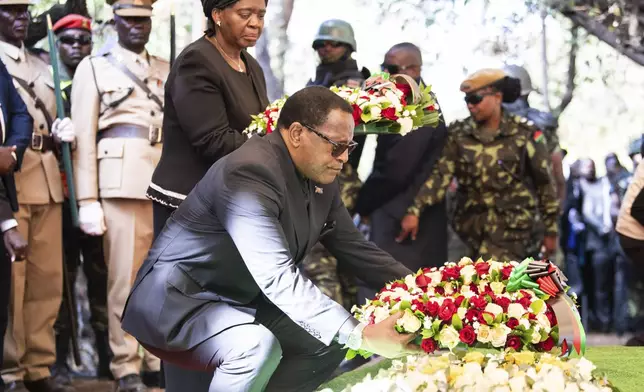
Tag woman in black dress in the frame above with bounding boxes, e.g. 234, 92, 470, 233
148, 0, 269, 237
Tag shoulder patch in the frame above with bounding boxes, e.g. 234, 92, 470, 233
533, 130, 545, 143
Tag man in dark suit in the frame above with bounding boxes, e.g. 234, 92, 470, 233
0, 58, 31, 392
121, 86, 415, 392
355, 43, 449, 292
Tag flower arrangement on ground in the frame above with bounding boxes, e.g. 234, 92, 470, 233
348, 257, 584, 360
320, 351, 615, 392
242, 73, 441, 137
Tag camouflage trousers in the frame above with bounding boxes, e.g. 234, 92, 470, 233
300, 242, 358, 311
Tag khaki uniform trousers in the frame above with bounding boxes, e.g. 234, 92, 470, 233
102, 198, 159, 379
2, 203, 63, 382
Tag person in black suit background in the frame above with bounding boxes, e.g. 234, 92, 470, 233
354, 43, 448, 302
0, 58, 30, 392
121, 87, 415, 392
147, 0, 269, 238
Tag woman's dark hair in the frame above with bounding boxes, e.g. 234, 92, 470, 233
277, 86, 353, 131
490, 76, 522, 103
202, 0, 268, 37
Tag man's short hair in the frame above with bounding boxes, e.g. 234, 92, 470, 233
387, 42, 422, 62
277, 86, 353, 131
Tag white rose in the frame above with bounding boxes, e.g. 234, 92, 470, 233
576, 357, 596, 381
485, 303, 503, 318
396, 117, 414, 136
444, 282, 454, 295
396, 310, 422, 333
490, 325, 511, 348
477, 325, 492, 343
531, 329, 542, 344
457, 307, 467, 320
460, 264, 476, 284
509, 375, 528, 392
536, 313, 551, 333
439, 325, 460, 349
369, 106, 382, 119
489, 261, 503, 273
507, 303, 526, 320
428, 271, 442, 286
519, 318, 531, 330
404, 274, 418, 290
460, 284, 475, 299
491, 282, 505, 295
373, 306, 391, 324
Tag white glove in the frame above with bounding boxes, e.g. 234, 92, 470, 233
79, 201, 106, 236
52, 117, 76, 143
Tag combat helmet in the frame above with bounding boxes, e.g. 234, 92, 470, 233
503, 64, 533, 96
313, 19, 357, 52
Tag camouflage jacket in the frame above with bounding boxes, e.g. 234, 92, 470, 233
408, 112, 560, 238
503, 100, 560, 155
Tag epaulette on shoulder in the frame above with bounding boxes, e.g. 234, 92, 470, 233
511, 115, 546, 143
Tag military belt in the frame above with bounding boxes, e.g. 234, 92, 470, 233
30, 133, 56, 153
98, 124, 163, 145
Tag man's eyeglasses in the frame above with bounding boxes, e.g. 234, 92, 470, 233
58, 36, 92, 46
313, 41, 344, 50
380, 63, 419, 74
464, 92, 495, 105
301, 124, 358, 158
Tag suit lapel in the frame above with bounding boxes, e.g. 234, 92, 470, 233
266, 132, 310, 261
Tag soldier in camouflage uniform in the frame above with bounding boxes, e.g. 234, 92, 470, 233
300, 21, 367, 310
397, 69, 560, 261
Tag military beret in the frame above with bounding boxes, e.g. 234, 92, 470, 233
53, 14, 92, 34
107, 0, 157, 17
460, 68, 506, 93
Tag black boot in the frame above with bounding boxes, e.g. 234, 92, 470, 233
93, 329, 113, 380
51, 332, 73, 386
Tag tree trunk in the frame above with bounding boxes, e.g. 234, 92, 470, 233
540, 2, 552, 111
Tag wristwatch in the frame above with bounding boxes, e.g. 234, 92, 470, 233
346, 322, 367, 351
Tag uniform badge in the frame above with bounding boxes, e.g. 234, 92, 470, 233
533, 130, 544, 143
315, 186, 323, 194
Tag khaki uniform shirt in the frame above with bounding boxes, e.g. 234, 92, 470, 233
0, 41, 63, 205
71, 44, 169, 204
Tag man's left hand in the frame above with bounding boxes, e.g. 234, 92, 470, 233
52, 117, 76, 144
4, 228, 27, 262
541, 235, 557, 259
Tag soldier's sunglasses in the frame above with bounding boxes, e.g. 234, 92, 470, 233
313, 41, 344, 50
301, 124, 358, 158
380, 63, 419, 74
58, 36, 92, 46
464, 92, 495, 105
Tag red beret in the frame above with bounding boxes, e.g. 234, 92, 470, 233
52, 14, 92, 34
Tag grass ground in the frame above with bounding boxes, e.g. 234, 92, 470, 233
319, 346, 644, 391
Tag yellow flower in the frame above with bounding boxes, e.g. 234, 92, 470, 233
511, 351, 535, 366
463, 351, 485, 365
477, 325, 492, 343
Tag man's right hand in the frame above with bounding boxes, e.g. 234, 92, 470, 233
0, 146, 17, 175
79, 201, 106, 236
4, 228, 27, 262
360, 311, 422, 358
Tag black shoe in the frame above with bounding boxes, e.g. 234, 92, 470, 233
140, 371, 160, 388
24, 377, 75, 392
93, 329, 113, 380
4, 381, 28, 392
115, 374, 146, 392
626, 333, 644, 346
50, 364, 73, 387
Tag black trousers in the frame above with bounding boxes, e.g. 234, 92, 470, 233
0, 242, 10, 390
160, 299, 345, 392
152, 201, 176, 388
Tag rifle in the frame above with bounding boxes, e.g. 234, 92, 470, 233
47, 14, 82, 368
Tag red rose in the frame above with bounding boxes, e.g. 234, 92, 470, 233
435, 286, 445, 296
469, 284, 479, 294
470, 295, 488, 310
395, 83, 412, 101
438, 300, 456, 321
351, 104, 363, 126
465, 309, 480, 322
368, 314, 376, 325
479, 311, 495, 325
546, 309, 558, 327
506, 335, 522, 351
426, 301, 439, 317
390, 282, 408, 290
422, 268, 432, 274
266, 119, 274, 134
518, 296, 532, 310
528, 313, 537, 320
415, 274, 431, 288
501, 265, 513, 280
494, 297, 511, 312
442, 266, 460, 281
454, 295, 465, 307
411, 299, 425, 312
381, 107, 399, 121
474, 262, 490, 276
506, 318, 520, 329
459, 325, 476, 345
539, 337, 555, 352
421, 338, 438, 353
425, 105, 435, 111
